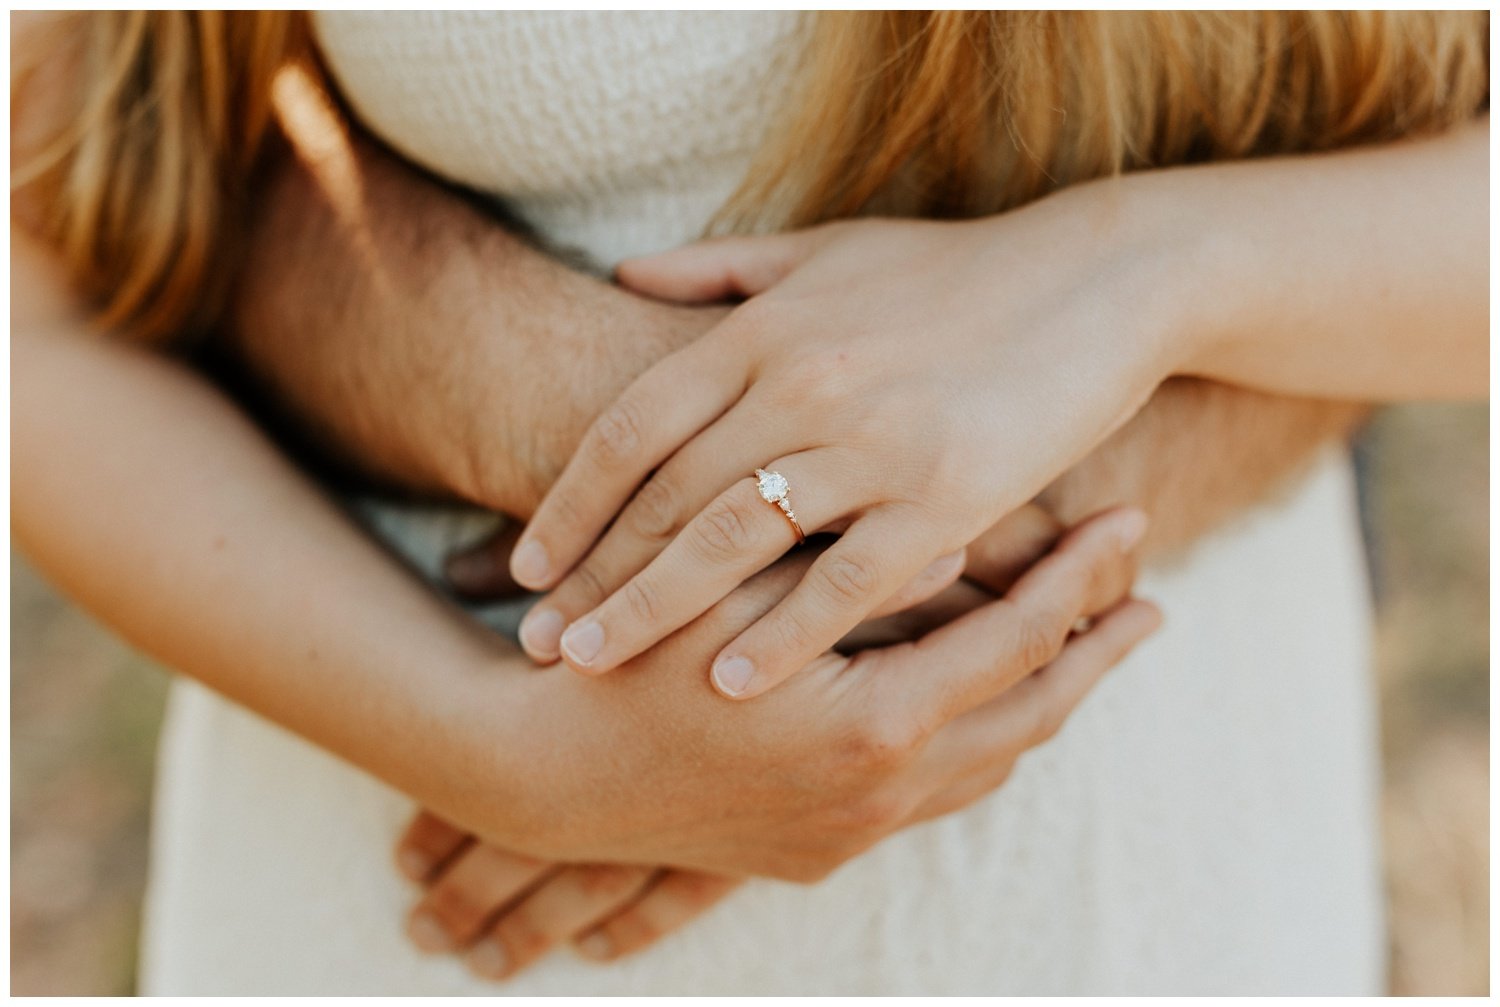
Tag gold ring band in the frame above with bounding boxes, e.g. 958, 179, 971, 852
754, 468, 805, 544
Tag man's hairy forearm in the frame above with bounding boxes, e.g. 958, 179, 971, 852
225, 75, 706, 515
1040, 378, 1369, 560
227, 118, 581, 503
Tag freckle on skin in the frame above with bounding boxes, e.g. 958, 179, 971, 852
212, 536, 226, 551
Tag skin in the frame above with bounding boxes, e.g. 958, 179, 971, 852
514, 118, 1487, 700
12, 217, 1157, 947
228, 62, 1369, 558
11, 21, 1160, 983
218, 72, 1394, 975
19, 16, 1469, 982
394, 504, 1099, 979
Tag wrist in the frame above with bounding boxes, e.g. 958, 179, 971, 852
436, 253, 606, 516
447, 280, 725, 518
1109, 165, 1266, 382
406, 647, 561, 851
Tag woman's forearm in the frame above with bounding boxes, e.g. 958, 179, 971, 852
13, 277, 531, 818
1024, 120, 1483, 557
1151, 116, 1487, 400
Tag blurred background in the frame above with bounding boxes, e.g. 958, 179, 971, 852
10, 402, 1488, 995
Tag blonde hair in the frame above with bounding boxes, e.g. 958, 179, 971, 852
11, 11, 304, 343
11, 11, 1489, 343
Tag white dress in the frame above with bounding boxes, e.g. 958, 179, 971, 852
140, 12, 1385, 994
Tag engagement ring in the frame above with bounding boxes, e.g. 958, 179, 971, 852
754, 468, 806, 544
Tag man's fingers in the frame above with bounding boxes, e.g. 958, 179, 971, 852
909, 597, 1163, 823
838, 576, 992, 652
405, 844, 553, 953
396, 810, 472, 883
866, 550, 967, 620
575, 871, 742, 961
443, 523, 524, 600
961, 503, 1065, 596
844, 506, 1059, 650
615, 233, 816, 303
904, 507, 1148, 722
464, 864, 656, 980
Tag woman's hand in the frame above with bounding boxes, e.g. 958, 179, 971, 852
395, 811, 738, 980
396, 503, 1128, 982
509, 194, 1182, 698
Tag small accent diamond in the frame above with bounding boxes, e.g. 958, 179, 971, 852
755, 468, 790, 504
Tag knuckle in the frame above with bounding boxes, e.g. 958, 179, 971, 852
815, 551, 879, 608
694, 494, 757, 560
621, 576, 663, 625
794, 347, 855, 398
628, 476, 681, 543
765, 606, 815, 656
1031, 702, 1068, 745
545, 489, 588, 536
1016, 606, 1069, 669
495, 914, 550, 958
708, 588, 770, 635
424, 881, 477, 924
589, 399, 647, 467
841, 711, 921, 776
566, 561, 609, 608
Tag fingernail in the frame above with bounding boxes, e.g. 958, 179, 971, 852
1114, 509, 1149, 551
408, 911, 452, 953
520, 606, 566, 659
711, 655, 755, 697
560, 620, 605, 667
578, 931, 614, 960
511, 540, 550, 587
466, 939, 510, 978
397, 848, 431, 881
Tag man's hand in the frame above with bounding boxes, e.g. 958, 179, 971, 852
1039, 376, 1367, 558
395, 811, 740, 980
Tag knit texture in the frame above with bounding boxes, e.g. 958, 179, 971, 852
316, 11, 806, 267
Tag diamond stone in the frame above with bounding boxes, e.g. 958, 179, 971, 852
756, 469, 789, 504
